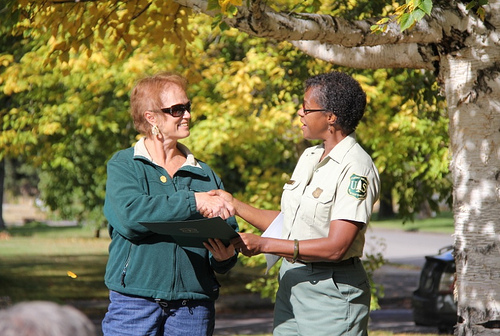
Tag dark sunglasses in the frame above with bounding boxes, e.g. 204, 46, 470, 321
158, 101, 191, 117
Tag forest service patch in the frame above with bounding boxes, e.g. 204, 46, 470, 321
348, 174, 368, 200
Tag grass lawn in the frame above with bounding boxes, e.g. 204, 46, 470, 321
0, 224, 258, 302
0, 224, 110, 304
372, 212, 454, 234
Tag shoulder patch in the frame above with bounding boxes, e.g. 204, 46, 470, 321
348, 174, 368, 200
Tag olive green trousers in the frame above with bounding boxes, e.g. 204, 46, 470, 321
273, 258, 370, 336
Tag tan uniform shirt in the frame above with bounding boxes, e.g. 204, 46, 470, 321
281, 133, 380, 260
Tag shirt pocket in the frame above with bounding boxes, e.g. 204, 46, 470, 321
281, 180, 303, 215
300, 187, 336, 236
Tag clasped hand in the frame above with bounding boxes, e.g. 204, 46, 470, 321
195, 190, 234, 220
196, 190, 236, 261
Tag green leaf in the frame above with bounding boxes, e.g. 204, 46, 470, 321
227, 5, 238, 16
211, 14, 223, 30
399, 13, 413, 31
411, 8, 426, 22
207, 0, 221, 11
418, 0, 433, 15
477, 7, 485, 20
466, 1, 477, 10
219, 21, 230, 31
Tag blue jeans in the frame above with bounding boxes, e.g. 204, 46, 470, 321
102, 291, 215, 336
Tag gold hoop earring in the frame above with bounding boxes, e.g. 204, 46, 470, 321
152, 125, 160, 136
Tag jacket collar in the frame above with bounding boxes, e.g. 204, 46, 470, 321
133, 137, 205, 171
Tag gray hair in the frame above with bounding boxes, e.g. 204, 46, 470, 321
0, 301, 96, 336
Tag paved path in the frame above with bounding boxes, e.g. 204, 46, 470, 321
214, 309, 440, 335
365, 226, 454, 266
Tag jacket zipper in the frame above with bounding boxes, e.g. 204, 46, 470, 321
121, 243, 133, 287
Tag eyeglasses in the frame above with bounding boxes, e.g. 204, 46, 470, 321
156, 101, 191, 117
302, 103, 327, 115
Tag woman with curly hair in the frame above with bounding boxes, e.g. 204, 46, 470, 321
211, 71, 380, 336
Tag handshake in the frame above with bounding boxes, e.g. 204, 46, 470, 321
195, 190, 235, 220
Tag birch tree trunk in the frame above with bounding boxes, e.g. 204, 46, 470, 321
441, 42, 500, 335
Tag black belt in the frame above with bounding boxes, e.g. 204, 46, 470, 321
155, 299, 189, 309
286, 257, 357, 267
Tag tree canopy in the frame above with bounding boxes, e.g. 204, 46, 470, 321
0, 0, 451, 222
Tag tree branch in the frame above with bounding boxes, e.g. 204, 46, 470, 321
174, 0, 445, 47
291, 41, 438, 70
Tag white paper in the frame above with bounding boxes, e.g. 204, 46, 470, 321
262, 212, 284, 274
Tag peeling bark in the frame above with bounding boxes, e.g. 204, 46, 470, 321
291, 41, 437, 69
441, 36, 500, 334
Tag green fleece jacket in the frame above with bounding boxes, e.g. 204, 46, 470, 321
103, 138, 239, 301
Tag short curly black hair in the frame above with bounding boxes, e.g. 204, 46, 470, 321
305, 72, 366, 134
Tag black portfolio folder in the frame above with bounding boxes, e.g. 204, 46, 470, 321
140, 217, 238, 248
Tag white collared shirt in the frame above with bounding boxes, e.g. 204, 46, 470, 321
280, 133, 380, 259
